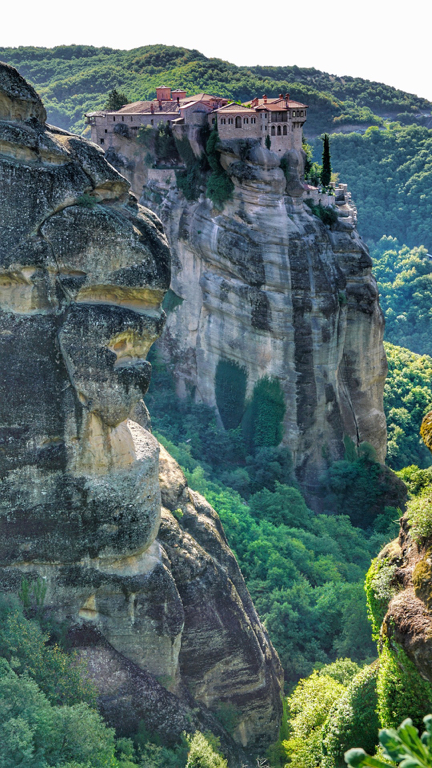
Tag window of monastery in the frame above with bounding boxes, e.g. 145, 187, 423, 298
113, 116, 115, 121
100, 138, 104, 144
277, 125, 281, 135
244, 118, 248, 124
122, 116, 124, 122
251, 117, 256, 123
235, 116, 241, 128
105, 129, 107, 133
283, 125, 287, 135
228, 118, 233, 125
271, 126, 275, 135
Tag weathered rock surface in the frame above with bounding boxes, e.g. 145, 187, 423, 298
141, 139, 387, 502
0, 62, 282, 760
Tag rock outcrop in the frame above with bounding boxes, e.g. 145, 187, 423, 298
140, 139, 387, 502
0, 62, 282, 760
367, 412, 432, 703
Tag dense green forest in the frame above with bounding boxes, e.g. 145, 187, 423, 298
0, 44, 430, 135
314, 124, 432, 249
372, 238, 432, 352
144, 350, 412, 687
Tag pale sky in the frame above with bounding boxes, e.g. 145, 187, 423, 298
1, 0, 431, 103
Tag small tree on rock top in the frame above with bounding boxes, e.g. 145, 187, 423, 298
321, 133, 332, 187
104, 89, 129, 111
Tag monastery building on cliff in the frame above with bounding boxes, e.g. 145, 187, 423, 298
86, 87, 308, 153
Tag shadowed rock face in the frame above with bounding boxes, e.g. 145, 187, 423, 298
141, 139, 387, 504
0, 62, 283, 758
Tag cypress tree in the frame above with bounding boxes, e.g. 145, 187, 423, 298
321, 133, 332, 187
265, 134, 271, 150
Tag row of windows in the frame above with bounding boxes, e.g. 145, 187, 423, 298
220, 116, 257, 126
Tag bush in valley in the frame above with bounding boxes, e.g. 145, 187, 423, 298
319, 437, 406, 529
321, 664, 379, 768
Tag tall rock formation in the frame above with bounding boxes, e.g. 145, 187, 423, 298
140, 139, 388, 499
0, 62, 282, 760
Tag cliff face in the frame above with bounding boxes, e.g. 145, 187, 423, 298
140, 140, 387, 498
0, 62, 282, 758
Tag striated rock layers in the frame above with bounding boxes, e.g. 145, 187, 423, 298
0, 62, 282, 758
141, 140, 387, 499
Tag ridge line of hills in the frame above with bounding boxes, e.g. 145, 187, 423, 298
0, 43, 431, 136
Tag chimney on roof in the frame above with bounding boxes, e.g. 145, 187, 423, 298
263, 94, 267, 104
150, 103, 154, 114
285, 93, 290, 101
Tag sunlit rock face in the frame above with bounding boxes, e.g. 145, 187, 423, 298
0, 63, 283, 757
141, 139, 387, 503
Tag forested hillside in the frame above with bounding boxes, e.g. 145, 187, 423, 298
323, 125, 432, 249
0, 44, 430, 135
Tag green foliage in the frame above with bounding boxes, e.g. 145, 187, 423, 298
185, 732, 228, 768
243, 376, 285, 449
2, 45, 429, 137
0, 660, 123, 768
321, 134, 332, 187
205, 129, 234, 208
0, 596, 95, 707
345, 714, 432, 768
137, 124, 156, 149
304, 197, 338, 226
215, 358, 247, 430
406, 489, 432, 542
319, 441, 405, 529
214, 702, 240, 735
104, 87, 129, 110
249, 482, 313, 528
283, 671, 346, 768
383, 343, 432, 470
373, 240, 432, 357
397, 466, 432, 497
377, 644, 432, 730
154, 122, 179, 164
317, 658, 363, 686
365, 557, 400, 641
321, 664, 379, 768
145, 351, 384, 685
176, 162, 203, 201
265, 134, 271, 149
324, 124, 432, 250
